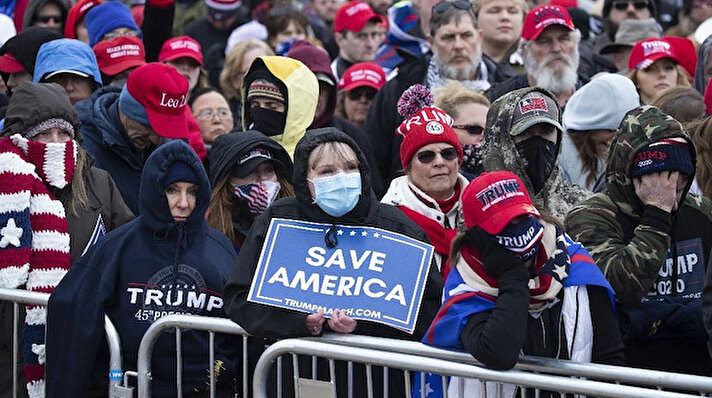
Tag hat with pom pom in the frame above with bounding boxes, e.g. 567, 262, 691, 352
396, 84, 462, 170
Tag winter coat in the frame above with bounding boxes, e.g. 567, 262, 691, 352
482, 86, 591, 223
241, 56, 318, 158
566, 106, 712, 375
46, 140, 240, 397
224, 127, 443, 397
77, 86, 144, 214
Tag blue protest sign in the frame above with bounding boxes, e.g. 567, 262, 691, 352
248, 218, 434, 333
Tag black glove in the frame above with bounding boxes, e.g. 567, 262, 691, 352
465, 227, 527, 281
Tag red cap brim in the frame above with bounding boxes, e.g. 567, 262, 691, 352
146, 109, 190, 139
479, 203, 541, 235
0, 53, 25, 73
101, 58, 146, 77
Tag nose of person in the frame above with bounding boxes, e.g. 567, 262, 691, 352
177, 191, 190, 209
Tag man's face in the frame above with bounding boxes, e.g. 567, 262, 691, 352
607, 0, 651, 30
336, 21, 386, 63
207, 13, 239, 31
6, 70, 31, 93
368, 0, 392, 15
523, 25, 579, 94
119, 111, 160, 150
429, 17, 481, 80
35, 2, 63, 32
477, 0, 523, 47
312, 0, 338, 22
45, 73, 94, 105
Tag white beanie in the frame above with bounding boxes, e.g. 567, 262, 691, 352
563, 73, 640, 132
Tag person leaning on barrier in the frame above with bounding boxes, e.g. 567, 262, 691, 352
46, 140, 241, 397
424, 171, 624, 396
0, 81, 133, 396
566, 106, 712, 375
224, 127, 443, 397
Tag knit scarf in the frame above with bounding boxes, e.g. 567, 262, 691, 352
456, 222, 570, 311
426, 55, 491, 93
0, 135, 71, 397
398, 205, 457, 280
11, 135, 77, 189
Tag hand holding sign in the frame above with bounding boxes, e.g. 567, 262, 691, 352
306, 309, 325, 335
328, 309, 357, 333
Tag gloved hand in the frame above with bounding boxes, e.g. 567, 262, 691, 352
465, 227, 528, 281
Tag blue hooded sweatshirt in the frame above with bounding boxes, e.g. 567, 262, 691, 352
46, 140, 239, 397
33, 38, 103, 86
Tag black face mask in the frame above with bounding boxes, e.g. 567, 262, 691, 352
249, 107, 287, 137
515, 135, 557, 194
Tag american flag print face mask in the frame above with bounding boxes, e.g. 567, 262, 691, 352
233, 180, 281, 216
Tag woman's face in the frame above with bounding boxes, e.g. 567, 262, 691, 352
636, 58, 679, 104
307, 143, 359, 199
452, 102, 489, 147
270, 20, 306, 48
166, 57, 201, 90
406, 142, 461, 200
588, 129, 617, 159
192, 91, 233, 145
690, 0, 712, 23
232, 47, 268, 92
343, 87, 376, 128
230, 162, 278, 186
165, 181, 198, 222
32, 127, 72, 143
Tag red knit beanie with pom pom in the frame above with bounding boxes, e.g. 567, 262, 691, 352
396, 84, 462, 170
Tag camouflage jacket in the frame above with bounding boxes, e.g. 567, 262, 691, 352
482, 86, 591, 223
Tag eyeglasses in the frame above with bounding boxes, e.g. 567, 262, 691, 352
103, 29, 141, 41
196, 108, 232, 120
453, 125, 484, 136
36, 15, 62, 23
611, 0, 648, 10
433, 0, 473, 14
346, 87, 376, 101
415, 147, 459, 164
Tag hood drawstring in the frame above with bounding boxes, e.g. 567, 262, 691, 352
154, 222, 190, 302
324, 223, 338, 248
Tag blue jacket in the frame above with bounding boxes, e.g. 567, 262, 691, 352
46, 140, 239, 397
77, 86, 144, 214
33, 38, 102, 86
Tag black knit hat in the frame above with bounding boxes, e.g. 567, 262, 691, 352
631, 138, 694, 178
0, 27, 62, 74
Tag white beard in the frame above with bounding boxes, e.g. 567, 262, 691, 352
526, 47, 580, 94
437, 44, 483, 81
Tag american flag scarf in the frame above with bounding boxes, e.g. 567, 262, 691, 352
233, 180, 280, 216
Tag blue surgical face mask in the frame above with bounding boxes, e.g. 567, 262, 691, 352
493, 216, 544, 261
308, 172, 362, 217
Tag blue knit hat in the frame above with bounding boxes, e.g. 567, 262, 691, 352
85, 2, 142, 47
164, 161, 198, 186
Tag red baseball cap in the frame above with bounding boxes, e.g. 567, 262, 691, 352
64, 0, 101, 39
93, 36, 146, 76
628, 37, 686, 72
126, 63, 189, 139
334, 1, 387, 33
522, 4, 574, 41
462, 171, 541, 234
338, 62, 386, 91
0, 51, 24, 73
158, 36, 203, 66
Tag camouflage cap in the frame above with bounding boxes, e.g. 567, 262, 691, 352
510, 91, 562, 136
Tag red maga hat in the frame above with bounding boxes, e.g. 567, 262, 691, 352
522, 4, 574, 40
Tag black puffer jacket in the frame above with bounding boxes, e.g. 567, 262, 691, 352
224, 127, 443, 397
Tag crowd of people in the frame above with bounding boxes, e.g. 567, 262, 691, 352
0, 0, 712, 395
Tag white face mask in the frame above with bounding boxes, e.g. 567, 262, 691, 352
233, 180, 281, 216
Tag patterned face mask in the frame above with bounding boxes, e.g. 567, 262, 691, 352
233, 180, 281, 216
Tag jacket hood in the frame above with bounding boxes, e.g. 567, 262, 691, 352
138, 140, 211, 235
292, 127, 374, 223
22, 0, 68, 29
0, 27, 61, 74
286, 39, 336, 128
1, 81, 81, 140
694, 34, 712, 94
606, 105, 696, 218
241, 56, 318, 158
33, 38, 103, 87
482, 86, 590, 220
208, 129, 294, 188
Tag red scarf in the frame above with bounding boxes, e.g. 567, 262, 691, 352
398, 205, 457, 279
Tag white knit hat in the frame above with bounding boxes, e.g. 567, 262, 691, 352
563, 73, 640, 132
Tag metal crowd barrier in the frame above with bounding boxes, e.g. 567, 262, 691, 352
134, 314, 712, 398
0, 287, 132, 398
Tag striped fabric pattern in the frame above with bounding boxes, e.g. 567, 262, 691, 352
0, 135, 71, 397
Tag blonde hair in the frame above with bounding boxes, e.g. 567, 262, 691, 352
433, 80, 490, 119
219, 39, 274, 100
686, 116, 712, 199
308, 142, 359, 171
60, 147, 90, 217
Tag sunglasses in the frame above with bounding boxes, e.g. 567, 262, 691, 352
36, 15, 62, 23
416, 147, 459, 164
453, 125, 484, 135
612, 0, 648, 10
433, 0, 473, 14
346, 87, 376, 101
